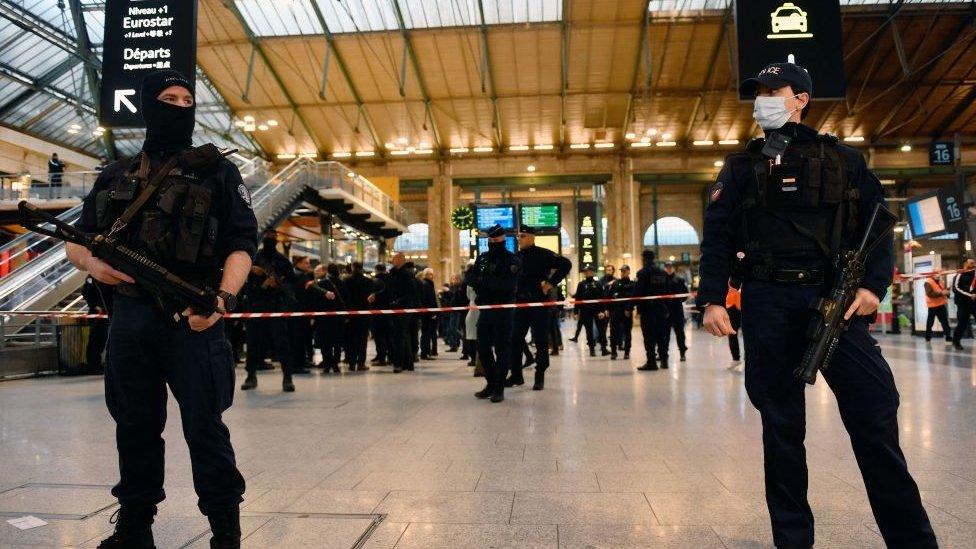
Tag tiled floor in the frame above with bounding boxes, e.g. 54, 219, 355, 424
1, 326, 975, 548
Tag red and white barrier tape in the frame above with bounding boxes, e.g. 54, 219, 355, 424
1, 292, 696, 320
896, 267, 975, 281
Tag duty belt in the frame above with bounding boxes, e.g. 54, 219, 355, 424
114, 282, 150, 299
748, 266, 824, 285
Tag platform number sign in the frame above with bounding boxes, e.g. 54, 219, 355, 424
99, 0, 198, 128
930, 142, 954, 166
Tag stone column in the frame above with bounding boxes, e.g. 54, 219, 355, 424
426, 161, 456, 287
606, 155, 640, 267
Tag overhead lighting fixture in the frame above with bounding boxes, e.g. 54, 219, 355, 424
413, 149, 434, 155
570, 143, 591, 149
449, 147, 470, 153
656, 141, 677, 147
384, 142, 396, 149
719, 139, 740, 145
640, 136, 651, 143
69, 124, 81, 130
355, 151, 375, 157
390, 150, 410, 156
396, 136, 408, 145
843, 136, 865, 143
234, 120, 246, 128
533, 144, 553, 150
893, 225, 905, 233
509, 145, 529, 151
529, 187, 536, 192
713, 160, 724, 167
276, 153, 297, 159
594, 142, 615, 149
472, 146, 493, 153
243, 115, 254, 123
332, 151, 352, 158
645, 128, 658, 136
625, 132, 637, 140
693, 140, 715, 146
900, 144, 912, 152
630, 142, 652, 148
67, 128, 78, 134
880, 179, 896, 186
266, 120, 278, 127
257, 124, 269, 131
346, 171, 355, 178
527, 165, 536, 172
660, 133, 672, 140
299, 152, 317, 158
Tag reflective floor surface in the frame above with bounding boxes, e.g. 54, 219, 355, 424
1, 326, 975, 548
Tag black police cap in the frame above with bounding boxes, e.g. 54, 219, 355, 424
486, 224, 506, 238
519, 225, 537, 235
739, 62, 813, 98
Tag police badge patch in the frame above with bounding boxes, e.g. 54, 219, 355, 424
709, 181, 724, 203
237, 183, 252, 208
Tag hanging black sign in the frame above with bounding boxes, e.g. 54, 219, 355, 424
576, 201, 600, 270
99, 0, 198, 128
735, 0, 845, 100
929, 142, 955, 166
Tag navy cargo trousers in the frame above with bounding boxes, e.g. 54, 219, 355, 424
740, 280, 936, 548
105, 295, 245, 515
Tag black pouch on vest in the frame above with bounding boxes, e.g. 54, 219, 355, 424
820, 155, 845, 204
200, 217, 219, 258
138, 210, 170, 257
802, 157, 822, 207
94, 190, 112, 228
766, 162, 803, 208
176, 185, 212, 263
109, 175, 139, 201
157, 182, 187, 214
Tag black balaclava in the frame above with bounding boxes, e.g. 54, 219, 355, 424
140, 70, 195, 153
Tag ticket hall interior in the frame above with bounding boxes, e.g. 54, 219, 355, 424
1, 1, 976, 547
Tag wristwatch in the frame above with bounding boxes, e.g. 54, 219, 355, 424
217, 290, 238, 313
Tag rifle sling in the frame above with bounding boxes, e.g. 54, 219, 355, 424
110, 153, 181, 236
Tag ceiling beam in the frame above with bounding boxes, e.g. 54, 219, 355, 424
0, 56, 79, 119
221, 0, 326, 159
390, 0, 442, 155
684, 6, 730, 142
477, 0, 503, 149
67, 0, 116, 159
195, 68, 266, 156
559, 0, 570, 150
0, 0, 100, 69
306, 1, 385, 156
622, 0, 653, 136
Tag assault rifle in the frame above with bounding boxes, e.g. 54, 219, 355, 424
18, 201, 223, 321
795, 202, 897, 384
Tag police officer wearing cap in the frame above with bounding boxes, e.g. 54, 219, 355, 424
574, 264, 609, 357
465, 224, 521, 402
633, 249, 670, 370
68, 70, 255, 548
508, 225, 571, 390
698, 62, 936, 548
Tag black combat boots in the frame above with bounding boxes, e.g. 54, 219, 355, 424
240, 374, 257, 391
97, 504, 157, 548
207, 506, 242, 549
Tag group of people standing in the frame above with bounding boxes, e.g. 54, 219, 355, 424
570, 261, 689, 367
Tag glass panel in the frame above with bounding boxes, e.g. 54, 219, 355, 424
643, 217, 700, 246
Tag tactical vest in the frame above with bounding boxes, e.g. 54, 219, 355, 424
737, 135, 859, 268
93, 151, 221, 269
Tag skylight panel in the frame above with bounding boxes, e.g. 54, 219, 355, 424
234, 0, 323, 36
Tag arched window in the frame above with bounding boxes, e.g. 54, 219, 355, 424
643, 217, 700, 246
394, 223, 429, 251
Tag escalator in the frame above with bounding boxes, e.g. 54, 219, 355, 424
0, 154, 271, 324
0, 156, 406, 323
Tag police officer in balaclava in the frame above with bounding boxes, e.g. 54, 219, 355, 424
68, 69, 258, 548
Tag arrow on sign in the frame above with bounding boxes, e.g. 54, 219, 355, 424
114, 89, 137, 113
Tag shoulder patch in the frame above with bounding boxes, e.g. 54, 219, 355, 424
709, 181, 724, 203
237, 183, 252, 208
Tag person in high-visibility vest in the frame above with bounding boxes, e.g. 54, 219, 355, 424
923, 271, 951, 344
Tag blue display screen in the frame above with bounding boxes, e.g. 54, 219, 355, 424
476, 205, 516, 230
477, 236, 517, 253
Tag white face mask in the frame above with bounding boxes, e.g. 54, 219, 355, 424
753, 94, 801, 130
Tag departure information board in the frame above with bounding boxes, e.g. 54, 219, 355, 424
475, 205, 516, 230
519, 203, 560, 229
